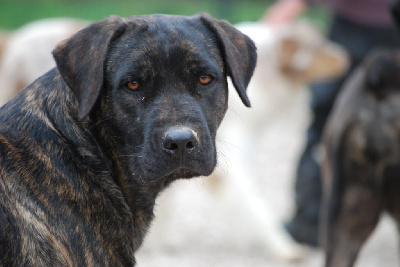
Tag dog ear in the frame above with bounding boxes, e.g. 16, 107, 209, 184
200, 14, 257, 107
53, 15, 126, 118
365, 51, 400, 91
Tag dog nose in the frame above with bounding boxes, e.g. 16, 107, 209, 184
162, 127, 198, 157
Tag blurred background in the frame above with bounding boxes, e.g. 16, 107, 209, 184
0, 0, 327, 30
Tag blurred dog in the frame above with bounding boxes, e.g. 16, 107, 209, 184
0, 18, 89, 106
215, 20, 348, 259
321, 50, 400, 267
141, 20, 348, 261
0, 30, 10, 59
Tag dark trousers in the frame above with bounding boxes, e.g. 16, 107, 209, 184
287, 15, 400, 246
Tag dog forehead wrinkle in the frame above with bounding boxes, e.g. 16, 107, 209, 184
142, 16, 219, 60
108, 17, 223, 85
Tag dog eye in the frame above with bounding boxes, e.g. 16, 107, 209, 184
126, 81, 140, 91
198, 74, 213, 86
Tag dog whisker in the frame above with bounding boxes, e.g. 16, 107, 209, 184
216, 149, 230, 174
88, 114, 112, 129
117, 154, 143, 158
184, 116, 191, 127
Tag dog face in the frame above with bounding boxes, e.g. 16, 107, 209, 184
277, 21, 348, 84
103, 15, 228, 181
53, 14, 256, 183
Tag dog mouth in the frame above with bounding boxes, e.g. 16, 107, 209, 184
163, 167, 204, 180
138, 161, 214, 182
131, 145, 216, 182
130, 125, 216, 181
124, 122, 217, 182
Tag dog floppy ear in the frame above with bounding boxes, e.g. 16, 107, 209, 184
200, 14, 257, 107
53, 15, 125, 118
366, 51, 400, 89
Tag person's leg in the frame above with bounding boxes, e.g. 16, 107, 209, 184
285, 77, 343, 246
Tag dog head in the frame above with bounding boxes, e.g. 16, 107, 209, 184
52, 14, 256, 182
276, 20, 348, 84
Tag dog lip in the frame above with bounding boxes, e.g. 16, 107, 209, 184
140, 162, 212, 182
164, 167, 204, 179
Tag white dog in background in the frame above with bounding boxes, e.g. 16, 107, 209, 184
140, 20, 348, 262
0, 18, 88, 106
220, 20, 348, 256
0, 30, 10, 60
0, 18, 348, 262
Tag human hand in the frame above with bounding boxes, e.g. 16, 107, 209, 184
262, 0, 306, 25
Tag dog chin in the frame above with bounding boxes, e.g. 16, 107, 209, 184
166, 167, 211, 180
141, 164, 215, 182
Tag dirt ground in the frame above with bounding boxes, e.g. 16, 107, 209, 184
135, 90, 399, 267
137, 216, 397, 266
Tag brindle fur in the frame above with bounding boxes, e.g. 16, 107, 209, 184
321, 49, 400, 267
0, 14, 256, 266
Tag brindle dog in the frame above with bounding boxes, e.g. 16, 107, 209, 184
0, 14, 256, 266
321, 49, 400, 267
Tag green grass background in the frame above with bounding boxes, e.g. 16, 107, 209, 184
0, 0, 329, 30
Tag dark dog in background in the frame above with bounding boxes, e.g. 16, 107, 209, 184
321, 49, 400, 267
0, 14, 256, 266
